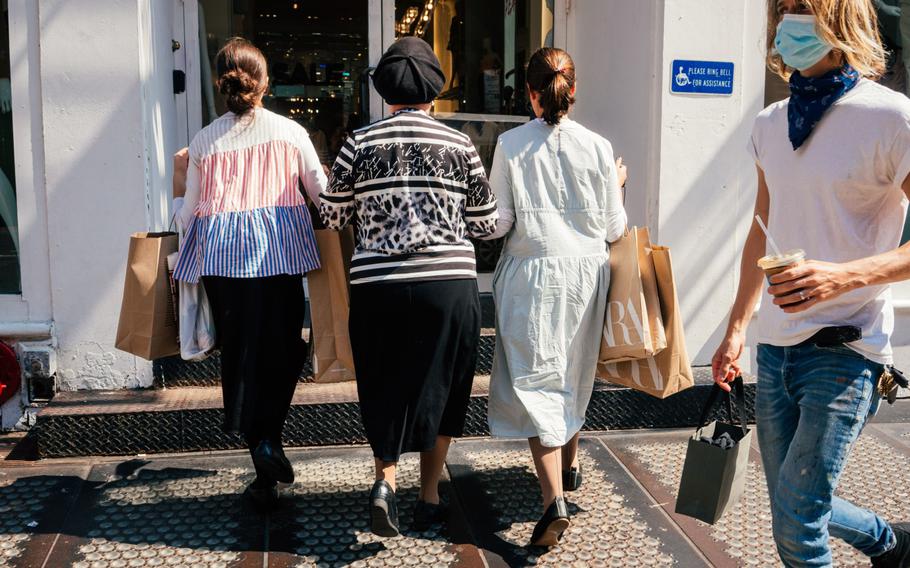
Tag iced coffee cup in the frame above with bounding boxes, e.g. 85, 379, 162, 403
757, 249, 806, 282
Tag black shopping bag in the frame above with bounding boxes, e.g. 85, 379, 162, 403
675, 377, 752, 524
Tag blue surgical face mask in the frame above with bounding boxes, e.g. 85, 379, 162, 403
774, 14, 832, 71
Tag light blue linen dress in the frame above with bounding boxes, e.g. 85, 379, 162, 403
487, 118, 627, 448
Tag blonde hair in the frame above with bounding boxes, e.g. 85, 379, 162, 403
766, 0, 887, 79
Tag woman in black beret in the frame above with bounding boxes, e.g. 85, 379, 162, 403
320, 36, 498, 537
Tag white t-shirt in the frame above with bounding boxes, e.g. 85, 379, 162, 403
750, 79, 910, 364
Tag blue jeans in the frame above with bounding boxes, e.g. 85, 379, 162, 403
756, 343, 895, 567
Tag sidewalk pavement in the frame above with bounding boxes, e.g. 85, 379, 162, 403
2, 423, 910, 567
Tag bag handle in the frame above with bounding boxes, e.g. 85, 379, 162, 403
696, 376, 748, 436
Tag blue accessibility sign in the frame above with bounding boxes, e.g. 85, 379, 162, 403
670, 60, 735, 95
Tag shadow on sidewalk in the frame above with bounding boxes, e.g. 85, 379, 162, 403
2, 458, 477, 565
446, 462, 590, 567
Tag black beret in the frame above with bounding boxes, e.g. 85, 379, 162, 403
372, 37, 445, 105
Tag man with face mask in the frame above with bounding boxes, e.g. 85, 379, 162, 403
712, 1, 910, 566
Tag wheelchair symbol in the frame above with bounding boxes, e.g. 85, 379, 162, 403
675, 67, 690, 88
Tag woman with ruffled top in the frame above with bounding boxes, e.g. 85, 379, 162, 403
173, 38, 327, 511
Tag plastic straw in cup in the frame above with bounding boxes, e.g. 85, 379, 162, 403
755, 215, 783, 257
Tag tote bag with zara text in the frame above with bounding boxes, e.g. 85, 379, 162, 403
599, 227, 667, 363
596, 244, 693, 399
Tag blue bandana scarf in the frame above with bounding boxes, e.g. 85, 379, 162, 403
788, 65, 860, 150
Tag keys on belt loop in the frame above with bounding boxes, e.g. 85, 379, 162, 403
878, 366, 908, 405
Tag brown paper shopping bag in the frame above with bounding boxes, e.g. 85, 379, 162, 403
115, 232, 180, 360
308, 228, 356, 383
596, 245, 694, 398
599, 227, 667, 362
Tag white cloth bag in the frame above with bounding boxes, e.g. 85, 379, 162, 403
170, 198, 216, 361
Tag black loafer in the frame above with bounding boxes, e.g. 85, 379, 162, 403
563, 465, 583, 492
412, 500, 447, 531
244, 478, 279, 512
873, 522, 910, 567
530, 496, 570, 547
369, 480, 400, 537
252, 440, 294, 484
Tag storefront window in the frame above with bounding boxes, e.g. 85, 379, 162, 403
396, 0, 552, 158
195, 1, 553, 272
198, 0, 369, 168
396, 0, 553, 269
0, 1, 18, 294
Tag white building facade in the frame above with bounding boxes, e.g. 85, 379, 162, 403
1, 0, 906, 429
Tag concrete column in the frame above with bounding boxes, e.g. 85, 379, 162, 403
569, 0, 768, 368
656, 0, 767, 366
38, 0, 159, 389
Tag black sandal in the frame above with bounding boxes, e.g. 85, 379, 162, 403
243, 477, 279, 512
413, 500, 447, 531
251, 440, 295, 484
369, 480, 400, 537
530, 496, 570, 547
562, 465, 583, 491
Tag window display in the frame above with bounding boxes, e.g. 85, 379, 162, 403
0, 0, 17, 294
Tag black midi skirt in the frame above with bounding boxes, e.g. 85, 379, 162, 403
201, 275, 306, 444
350, 279, 481, 462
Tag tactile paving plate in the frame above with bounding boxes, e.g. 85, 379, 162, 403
0, 476, 59, 567
622, 431, 910, 567
68, 465, 256, 568
275, 454, 462, 568
460, 446, 676, 567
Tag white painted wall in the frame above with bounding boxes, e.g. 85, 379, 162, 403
657, 0, 767, 367
37, 0, 166, 390
567, 0, 664, 232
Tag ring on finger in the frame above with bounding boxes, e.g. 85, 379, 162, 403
798, 290, 807, 301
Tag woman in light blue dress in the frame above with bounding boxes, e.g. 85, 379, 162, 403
483, 47, 627, 546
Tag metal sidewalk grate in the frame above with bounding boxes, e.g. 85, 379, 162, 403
153, 335, 498, 388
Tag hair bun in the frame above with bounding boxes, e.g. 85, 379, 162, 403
218, 69, 245, 94
218, 69, 260, 115
215, 38, 269, 116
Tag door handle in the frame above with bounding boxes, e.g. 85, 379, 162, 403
173, 70, 186, 94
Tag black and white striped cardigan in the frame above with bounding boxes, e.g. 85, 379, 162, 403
320, 109, 498, 285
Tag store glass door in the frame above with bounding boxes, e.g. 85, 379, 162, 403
195, 0, 374, 169
394, 0, 555, 272
187, 0, 558, 279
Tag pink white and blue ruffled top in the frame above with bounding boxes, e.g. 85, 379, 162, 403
173, 108, 327, 283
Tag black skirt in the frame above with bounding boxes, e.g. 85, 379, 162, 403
202, 275, 306, 444
350, 279, 481, 462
